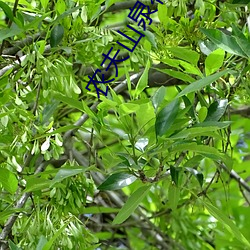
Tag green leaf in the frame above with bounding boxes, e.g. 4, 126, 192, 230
143, 30, 157, 48
51, 166, 86, 186
41, 100, 60, 125
14, 15, 24, 28
194, 121, 231, 129
24, 177, 51, 192
158, 4, 168, 23
200, 28, 247, 58
183, 155, 204, 168
0, 25, 23, 42
0, 209, 23, 223
155, 99, 179, 137
40, 0, 49, 9
25, 12, 52, 30
0, 168, 18, 194
151, 86, 166, 111
170, 126, 220, 139
170, 166, 181, 186
98, 172, 137, 191
176, 69, 231, 98
178, 61, 203, 77
112, 185, 151, 224
36, 236, 48, 250
170, 143, 229, 165
50, 24, 64, 47
168, 47, 200, 65
199, 39, 218, 55
0, 1, 14, 21
203, 201, 250, 248
168, 182, 180, 210
9, 241, 21, 250
80, 206, 120, 214
170, 142, 197, 153
53, 92, 84, 112
134, 59, 150, 98
234, 36, 250, 58
42, 223, 69, 250
205, 99, 228, 122
205, 49, 225, 75
230, 25, 250, 58
157, 68, 195, 83
105, 0, 117, 8
198, 106, 208, 122
231, 24, 247, 41
185, 167, 204, 187
179, 92, 196, 119
119, 103, 140, 115
54, 5, 83, 24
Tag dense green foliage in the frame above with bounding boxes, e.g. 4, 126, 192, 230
1, 0, 250, 249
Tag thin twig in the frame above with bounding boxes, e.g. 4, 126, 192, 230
219, 163, 250, 193
32, 80, 42, 115
239, 184, 250, 206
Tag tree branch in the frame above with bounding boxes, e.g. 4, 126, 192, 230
2, 32, 46, 56
0, 45, 51, 78
219, 163, 250, 193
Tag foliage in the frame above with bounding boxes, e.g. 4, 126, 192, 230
1, 0, 250, 249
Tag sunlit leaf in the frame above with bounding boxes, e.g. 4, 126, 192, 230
205, 49, 225, 75
135, 138, 149, 152
151, 86, 166, 111
198, 106, 208, 122
200, 28, 247, 58
205, 99, 228, 122
119, 103, 140, 115
98, 172, 137, 191
40, 0, 49, 9
0, 168, 18, 194
168, 47, 200, 65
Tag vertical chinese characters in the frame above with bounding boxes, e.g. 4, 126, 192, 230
85, 0, 164, 98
